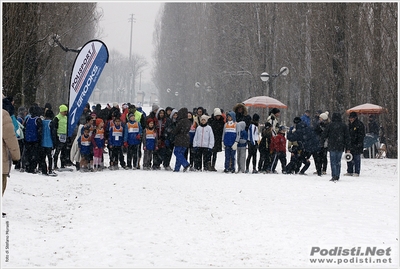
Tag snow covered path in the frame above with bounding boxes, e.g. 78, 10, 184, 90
1, 155, 398, 267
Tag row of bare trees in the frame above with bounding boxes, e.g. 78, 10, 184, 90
2, 3, 148, 112
152, 3, 397, 157
2, 3, 100, 106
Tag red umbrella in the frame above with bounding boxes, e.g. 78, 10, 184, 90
243, 96, 287, 109
346, 103, 387, 115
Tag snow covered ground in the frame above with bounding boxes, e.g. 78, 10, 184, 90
1, 150, 398, 268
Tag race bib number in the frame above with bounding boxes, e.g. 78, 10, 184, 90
59, 134, 67, 143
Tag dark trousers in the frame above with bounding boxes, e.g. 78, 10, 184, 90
246, 142, 258, 170
194, 147, 211, 170
270, 151, 287, 172
164, 144, 174, 168
126, 144, 139, 168
299, 151, 312, 174
313, 148, 328, 175
184, 145, 195, 167
153, 147, 167, 168
110, 146, 125, 167
24, 141, 40, 172
286, 153, 301, 174
54, 141, 68, 168
40, 147, 53, 174
258, 148, 271, 172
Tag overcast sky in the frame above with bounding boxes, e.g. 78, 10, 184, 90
96, 1, 163, 82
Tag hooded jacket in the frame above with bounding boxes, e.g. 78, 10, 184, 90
321, 112, 350, 152
3, 110, 21, 175
172, 108, 191, 148
222, 111, 237, 147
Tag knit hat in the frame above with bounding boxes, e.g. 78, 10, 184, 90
146, 117, 155, 125
278, 125, 287, 132
152, 104, 160, 112
252, 113, 260, 122
128, 113, 134, 120
96, 118, 103, 126
59, 104, 68, 113
270, 108, 280, 115
319, 111, 329, 121
213, 108, 222, 116
349, 112, 358, 118
200, 115, 210, 121
293, 117, 301, 124
113, 102, 119, 108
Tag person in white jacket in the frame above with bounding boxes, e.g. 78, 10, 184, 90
193, 115, 215, 171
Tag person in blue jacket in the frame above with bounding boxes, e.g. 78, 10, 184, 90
40, 109, 57, 176
123, 113, 143, 169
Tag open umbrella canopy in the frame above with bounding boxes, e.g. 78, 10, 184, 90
243, 96, 287, 109
346, 103, 387, 114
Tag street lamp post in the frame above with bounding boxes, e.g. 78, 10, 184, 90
260, 67, 289, 96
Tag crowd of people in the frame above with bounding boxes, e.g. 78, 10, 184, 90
3, 95, 379, 185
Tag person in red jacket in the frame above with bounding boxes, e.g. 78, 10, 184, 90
270, 125, 287, 174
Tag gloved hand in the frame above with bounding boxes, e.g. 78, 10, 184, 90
124, 142, 128, 148
232, 142, 238, 150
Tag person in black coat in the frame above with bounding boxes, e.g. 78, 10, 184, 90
321, 112, 351, 182
345, 112, 366, 177
208, 108, 225, 171
287, 118, 319, 175
172, 107, 191, 172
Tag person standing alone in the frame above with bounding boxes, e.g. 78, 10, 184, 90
345, 112, 365, 177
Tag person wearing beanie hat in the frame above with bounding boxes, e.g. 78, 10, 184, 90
246, 113, 260, 173
152, 104, 160, 113
193, 112, 215, 171
319, 111, 329, 121
320, 112, 351, 182
95, 118, 103, 127
53, 104, 69, 169
59, 104, 68, 113
213, 108, 222, 117
113, 102, 119, 108
313, 111, 330, 176
207, 107, 225, 171
345, 110, 365, 177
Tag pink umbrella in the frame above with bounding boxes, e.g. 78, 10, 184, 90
243, 95, 287, 109
346, 103, 387, 115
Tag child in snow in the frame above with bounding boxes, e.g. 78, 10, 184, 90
108, 117, 126, 170
258, 122, 273, 173
222, 111, 237, 173
235, 121, 248, 173
124, 113, 143, 170
78, 126, 93, 172
142, 118, 158, 170
193, 115, 215, 171
91, 118, 105, 172
246, 113, 260, 173
270, 125, 287, 174
39, 109, 57, 176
